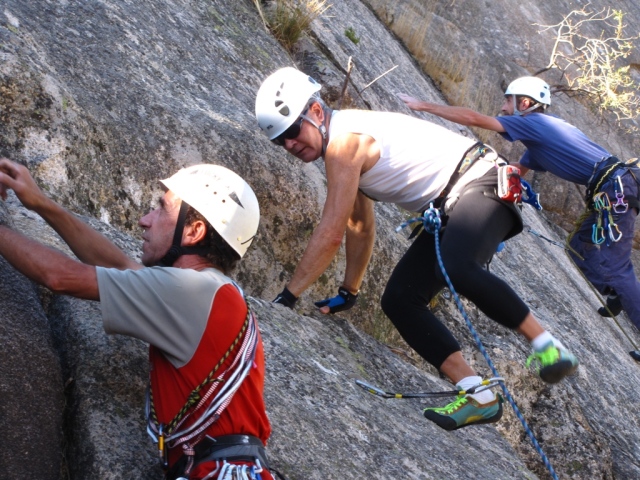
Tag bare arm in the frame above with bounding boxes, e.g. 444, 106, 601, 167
0, 225, 99, 299
398, 94, 506, 133
343, 190, 375, 293
286, 133, 378, 297
0, 158, 139, 270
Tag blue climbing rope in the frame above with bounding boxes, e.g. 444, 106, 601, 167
397, 204, 560, 480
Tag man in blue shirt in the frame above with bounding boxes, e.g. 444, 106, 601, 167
399, 77, 640, 331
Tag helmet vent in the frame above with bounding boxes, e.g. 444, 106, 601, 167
229, 191, 244, 208
274, 85, 291, 116
274, 99, 289, 115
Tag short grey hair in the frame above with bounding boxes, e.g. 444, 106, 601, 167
307, 92, 325, 109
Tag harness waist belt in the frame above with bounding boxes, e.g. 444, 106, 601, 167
436, 142, 487, 207
165, 435, 269, 480
196, 434, 269, 467
585, 156, 622, 203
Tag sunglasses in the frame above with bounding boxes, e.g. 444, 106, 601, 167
271, 109, 309, 146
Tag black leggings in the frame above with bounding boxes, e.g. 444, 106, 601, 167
381, 175, 530, 370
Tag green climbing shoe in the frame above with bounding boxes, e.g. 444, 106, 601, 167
423, 394, 503, 431
527, 342, 578, 384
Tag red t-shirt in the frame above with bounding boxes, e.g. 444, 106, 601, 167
97, 267, 272, 478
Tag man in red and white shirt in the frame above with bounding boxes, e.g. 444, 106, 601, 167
0, 159, 273, 480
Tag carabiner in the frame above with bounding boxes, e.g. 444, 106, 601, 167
608, 222, 623, 243
158, 424, 168, 469
592, 222, 605, 245
611, 176, 629, 213
614, 175, 624, 195
592, 210, 606, 245
593, 192, 611, 211
613, 194, 628, 214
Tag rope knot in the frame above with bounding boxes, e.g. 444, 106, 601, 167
395, 203, 442, 235
421, 205, 441, 234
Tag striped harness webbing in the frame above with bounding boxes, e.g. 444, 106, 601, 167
146, 300, 259, 475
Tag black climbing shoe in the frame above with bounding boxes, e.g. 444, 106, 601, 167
598, 295, 623, 317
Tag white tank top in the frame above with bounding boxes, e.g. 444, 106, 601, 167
328, 110, 476, 212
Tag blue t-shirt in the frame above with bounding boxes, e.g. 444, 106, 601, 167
497, 113, 610, 185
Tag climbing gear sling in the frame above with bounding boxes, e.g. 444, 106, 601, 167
146, 299, 261, 478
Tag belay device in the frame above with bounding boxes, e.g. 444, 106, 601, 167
497, 165, 522, 202
496, 165, 543, 210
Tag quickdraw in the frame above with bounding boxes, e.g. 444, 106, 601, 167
592, 192, 622, 245
355, 377, 504, 399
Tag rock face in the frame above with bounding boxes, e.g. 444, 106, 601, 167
0, 0, 639, 479
0, 233, 65, 479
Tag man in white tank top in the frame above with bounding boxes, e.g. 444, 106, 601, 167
255, 67, 578, 432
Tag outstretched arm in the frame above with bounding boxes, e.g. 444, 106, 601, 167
286, 133, 378, 298
0, 158, 139, 270
0, 225, 100, 299
398, 94, 506, 133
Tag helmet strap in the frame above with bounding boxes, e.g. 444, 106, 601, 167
513, 95, 543, 116
300, 104, 331, 156
156, 200, 212, 267
157, 200, 190, 267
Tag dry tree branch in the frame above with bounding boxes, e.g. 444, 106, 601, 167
535, 4, 640, 131
338, 56, 354, 109
359, 65, 398, 94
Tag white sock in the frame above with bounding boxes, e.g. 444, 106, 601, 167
531, 331, 564, 351
457, 375, 495, 404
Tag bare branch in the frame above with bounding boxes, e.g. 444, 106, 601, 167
338, 57, 354, 109
358, 65, 398, 94
535, 5, 640, 132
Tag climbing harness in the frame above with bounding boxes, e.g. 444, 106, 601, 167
355, 377, 504, 399
147, 300, 262, 478
168, 434, 275, 480
395, 205, 562, 480
436, 142, 496, 207
585, 157, 623, 203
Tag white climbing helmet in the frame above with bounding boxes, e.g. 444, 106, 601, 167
160, 164, 260, 257
504, 76, 551, 106
255, 66, 322, 140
